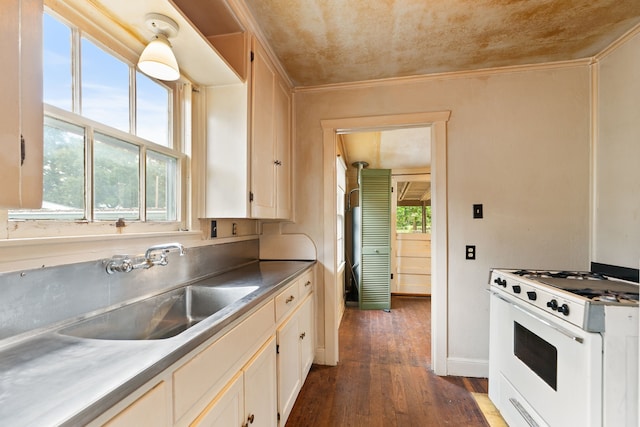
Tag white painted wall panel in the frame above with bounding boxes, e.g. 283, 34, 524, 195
289, 64, 591, 373
594, 32, 640, 269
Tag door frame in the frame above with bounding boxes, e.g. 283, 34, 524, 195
321, 111, 451, 375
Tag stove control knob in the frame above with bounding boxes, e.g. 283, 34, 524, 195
512, 285, 521, 294
546, 299, 558, 310
494, 278, 507, 287
526, 291, 537, 301
558, 304, 570, 316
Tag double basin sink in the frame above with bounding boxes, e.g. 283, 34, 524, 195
59, 284, 258, 340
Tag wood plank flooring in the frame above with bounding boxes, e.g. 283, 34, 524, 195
286, 296, 489, 427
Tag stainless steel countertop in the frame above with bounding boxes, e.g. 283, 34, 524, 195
0, 260, 314, 426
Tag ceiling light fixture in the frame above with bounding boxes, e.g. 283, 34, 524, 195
137, 13, 180, 81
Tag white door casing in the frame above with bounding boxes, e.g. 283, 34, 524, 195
321, 111, 450, 374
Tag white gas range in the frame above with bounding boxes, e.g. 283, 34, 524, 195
488, 268, 639, 427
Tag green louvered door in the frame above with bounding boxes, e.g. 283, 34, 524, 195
359, 169, 391, 310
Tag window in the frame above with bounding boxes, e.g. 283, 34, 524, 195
394, 178, 432, 234
396, 205, 431, 233
10, 11, 183, 226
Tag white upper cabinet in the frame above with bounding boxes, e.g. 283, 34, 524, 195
0, 0, 43, 209
250, 38, 292, 220
172, 0, 292, 220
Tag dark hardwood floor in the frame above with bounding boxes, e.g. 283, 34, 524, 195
286, 296, 489, 427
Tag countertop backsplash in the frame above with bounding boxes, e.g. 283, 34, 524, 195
0, 239, 259, 346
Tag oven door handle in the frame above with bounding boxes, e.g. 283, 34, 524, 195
490, 290, 584, 344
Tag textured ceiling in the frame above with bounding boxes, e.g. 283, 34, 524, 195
243, 0, 640, 87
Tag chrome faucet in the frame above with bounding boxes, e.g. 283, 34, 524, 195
105, 243, 186, 274
145, 242, 186, 260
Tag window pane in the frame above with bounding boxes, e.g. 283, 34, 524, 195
9, 117, 86, 220
43, 13, 72, 110
137, 72, 169, 146
81, 38, 129, 132
94, 133, 139, 220
396, 206, 431, 233
146, 151, 177, 221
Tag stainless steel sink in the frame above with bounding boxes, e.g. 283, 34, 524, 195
59, 285, 258, 340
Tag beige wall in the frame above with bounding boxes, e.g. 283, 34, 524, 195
594, 31, 640, 269
289, 64, 592, 373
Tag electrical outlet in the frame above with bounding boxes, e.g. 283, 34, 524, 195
473, 204, 483, 219
466, 245, 476, 260
210, 220, 217, 238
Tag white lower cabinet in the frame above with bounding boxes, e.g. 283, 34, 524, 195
98, 267, 314, 427
191, 373, 243, 427
277, 293, 314, 426
276, 311, 301, 424
298, 296, 314, 381
192, 337, 277, 427
243, 337, 278, 427
103, 382, 169, 427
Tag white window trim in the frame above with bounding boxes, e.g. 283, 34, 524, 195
2, 1, 192, 240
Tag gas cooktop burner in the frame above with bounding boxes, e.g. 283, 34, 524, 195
504, 270, 640, 305
568, 288, 639, 301
512, 270, 608, 280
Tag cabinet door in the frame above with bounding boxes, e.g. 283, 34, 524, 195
276, 314, 301, 425
0, 0, 43, 209
204, 83, 250, 218
273, 78, 291, 220
250, 39, 277, 218
191, 373, 244, 427
298, 296, 314, 380
104, 382, 169, 427
244, 337, 277, 427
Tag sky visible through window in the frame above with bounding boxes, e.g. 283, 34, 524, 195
43, 13, 169, 146
137, 72, 169, 146
81, 37, 130, 132
43, 13, 72, 111
22, 12, 178, 222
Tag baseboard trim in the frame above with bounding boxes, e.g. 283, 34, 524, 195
313, 347, 327, 365
447, 357, 488, 378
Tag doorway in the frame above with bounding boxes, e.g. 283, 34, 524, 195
339, 128, 431, 306
391, 173, 432, 295
321, 111, 451, 375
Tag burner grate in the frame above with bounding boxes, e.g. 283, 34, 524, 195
512, 270, 608, 280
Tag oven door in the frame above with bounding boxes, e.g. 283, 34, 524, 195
489, 291, 603, 427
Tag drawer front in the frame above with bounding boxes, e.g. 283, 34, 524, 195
298, 269, 313, 299
173, 300, 275, 423
275, 280, 299, 323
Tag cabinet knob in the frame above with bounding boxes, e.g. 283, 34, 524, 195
305, 280, 312, 287
274, 160, 282, 166
299, 332, 306, 339
286, 295, 295, 304
248, 413, 255, 424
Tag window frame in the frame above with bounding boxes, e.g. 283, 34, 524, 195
5, 3, 190, 238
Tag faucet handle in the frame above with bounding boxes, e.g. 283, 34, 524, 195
105, 255, 133, 274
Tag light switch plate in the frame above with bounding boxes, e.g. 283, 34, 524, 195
473, 204, 483, 219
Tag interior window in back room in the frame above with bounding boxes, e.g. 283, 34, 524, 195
395, 179, 431, 234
